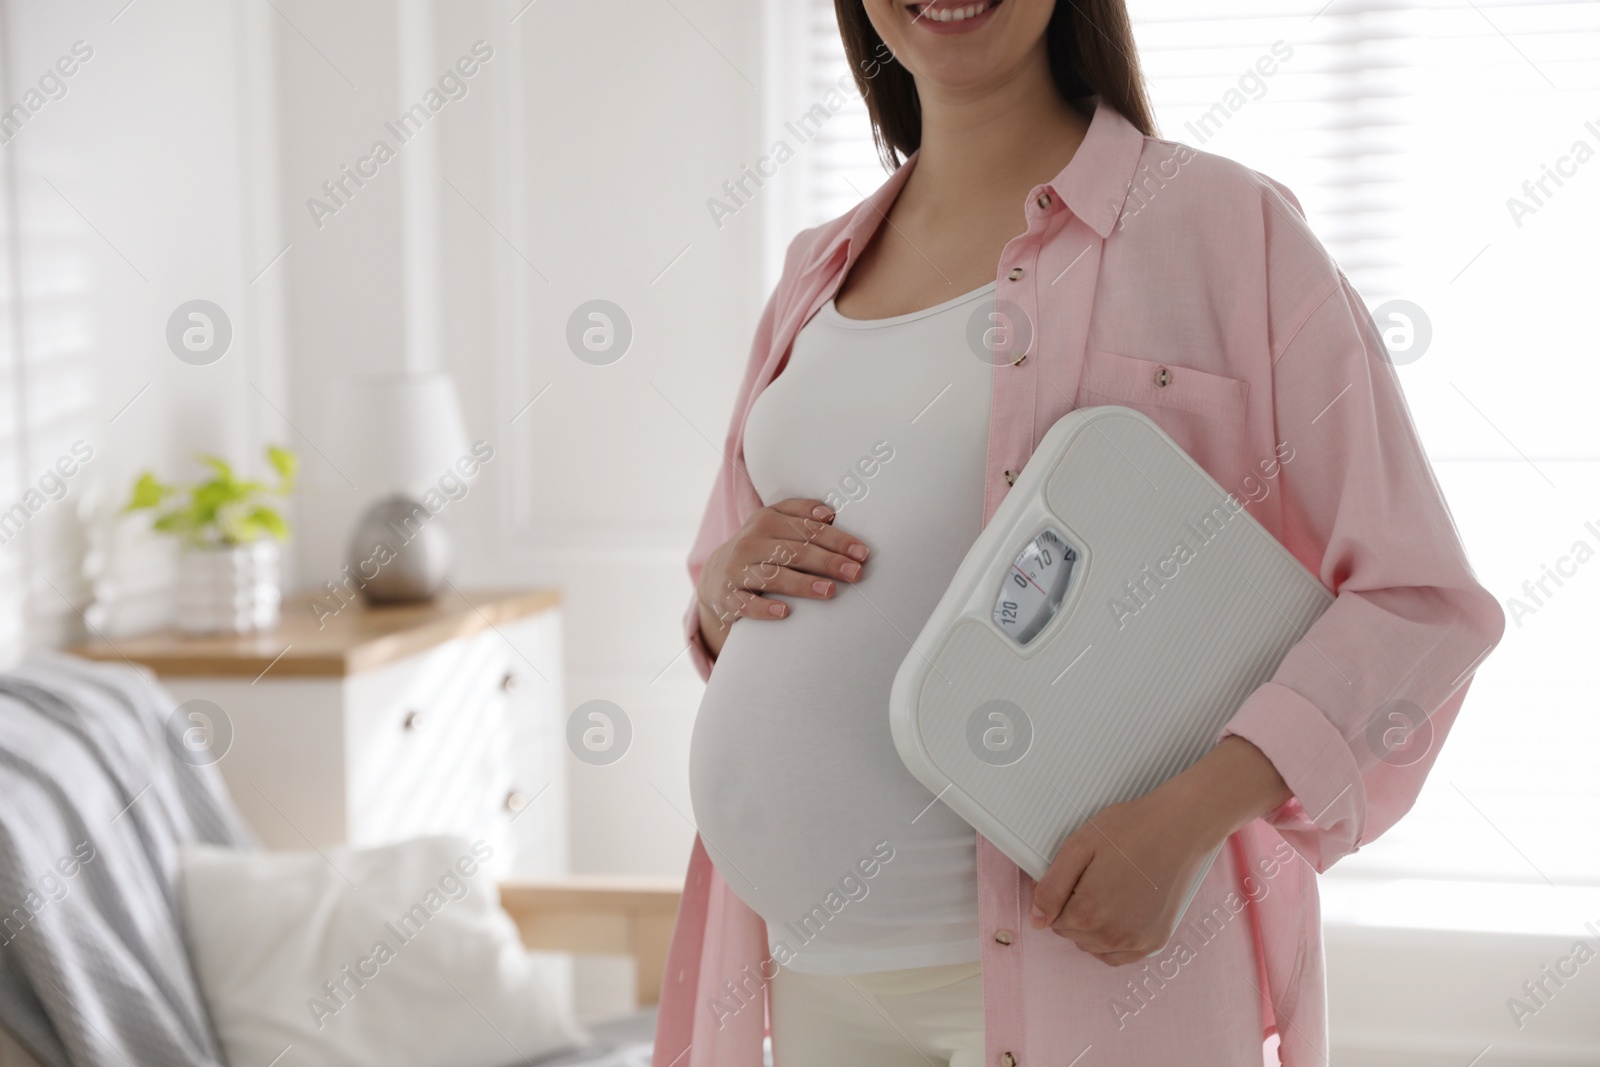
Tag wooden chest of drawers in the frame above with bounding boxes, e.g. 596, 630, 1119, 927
70, 587, 568, 883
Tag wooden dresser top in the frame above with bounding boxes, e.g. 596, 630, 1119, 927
68, 586, 561, 679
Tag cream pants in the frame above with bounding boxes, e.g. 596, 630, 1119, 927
768, 959, 985, 1067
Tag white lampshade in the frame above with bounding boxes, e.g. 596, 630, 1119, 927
339, 372, 471, 497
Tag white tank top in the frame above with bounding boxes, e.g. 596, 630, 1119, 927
688, 280, 996, 974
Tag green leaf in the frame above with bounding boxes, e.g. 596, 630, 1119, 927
222, 476, 259, 500
190, 481, 238, 525
266, 445, 298, 491
152, 511, 194, 535
246, 505, 289, 541
130, 446, 296, 545
123, 471, 168, 512
196, 453, 234, 481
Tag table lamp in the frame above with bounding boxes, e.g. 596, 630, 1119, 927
339, 372, 471, 604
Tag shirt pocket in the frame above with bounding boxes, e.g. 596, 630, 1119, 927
1077, 347, 1248, 421
1075, 347, 1251, 483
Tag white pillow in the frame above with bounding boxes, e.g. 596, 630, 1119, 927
179, 836, 588, 1067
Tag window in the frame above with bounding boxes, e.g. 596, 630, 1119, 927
0, 33, 99, 664
767, 0, 1600, 892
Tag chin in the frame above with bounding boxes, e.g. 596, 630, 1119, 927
877, 0, 1053, 85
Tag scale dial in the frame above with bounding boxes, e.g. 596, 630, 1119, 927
991, 527, 1078, 645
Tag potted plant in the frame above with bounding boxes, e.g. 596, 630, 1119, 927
123, 446, 297, 634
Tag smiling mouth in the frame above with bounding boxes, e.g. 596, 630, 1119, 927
906, 0, 1003, 24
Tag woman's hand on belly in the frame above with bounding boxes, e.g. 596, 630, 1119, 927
695, 497, 872, 658
1026, 736, 1292, 966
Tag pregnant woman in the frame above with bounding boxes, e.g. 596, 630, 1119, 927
656, 2, 1504, 1065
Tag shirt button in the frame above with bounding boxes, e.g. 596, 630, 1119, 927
1003, 470, 1017, 486
1010, 352, 1027, 366
994, 929, 1014, 945
1007, 267, 1024, 281
1036, 192, 1052, 210
1156, 366, 1172, 387
1000, 1054, 1017, 1067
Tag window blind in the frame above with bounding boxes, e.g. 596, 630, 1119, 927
0, 0, 104, 664
0, 30, 23, 662
766, 0, 1600, 890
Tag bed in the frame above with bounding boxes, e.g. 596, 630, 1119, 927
0, 653, 684, 1067
0, 876, 679, 1067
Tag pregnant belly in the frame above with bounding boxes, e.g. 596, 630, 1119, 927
687, 587, 977, 960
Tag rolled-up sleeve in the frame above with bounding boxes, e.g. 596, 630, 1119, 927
1220, 187, 1506, 871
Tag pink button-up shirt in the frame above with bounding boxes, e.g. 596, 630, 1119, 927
653, 98, 1505, 1067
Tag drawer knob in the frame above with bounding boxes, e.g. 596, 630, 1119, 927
501, 672, 521, 694
504, 789, 528, 813
402, 709, 424, 731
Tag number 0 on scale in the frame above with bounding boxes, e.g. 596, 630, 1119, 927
991, 527, 1078, 646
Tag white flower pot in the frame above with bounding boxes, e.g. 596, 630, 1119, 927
176, 541, 282, 635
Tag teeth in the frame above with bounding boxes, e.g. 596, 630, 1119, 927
922, 0, 991, 21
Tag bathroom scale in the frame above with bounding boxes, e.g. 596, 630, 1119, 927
889, 405, 1333, 930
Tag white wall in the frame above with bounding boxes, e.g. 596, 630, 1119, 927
1, 0, 766, 880
0, 0, 288, 652
271, 0, 768, 890
264, 0, 767, 1015
460, 0, 770, 881
1, 0, 767, 1016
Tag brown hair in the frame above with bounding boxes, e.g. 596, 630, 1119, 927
834, 0, 1157, 170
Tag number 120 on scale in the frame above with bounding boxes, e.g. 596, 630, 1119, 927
991, 527, 1078, 646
